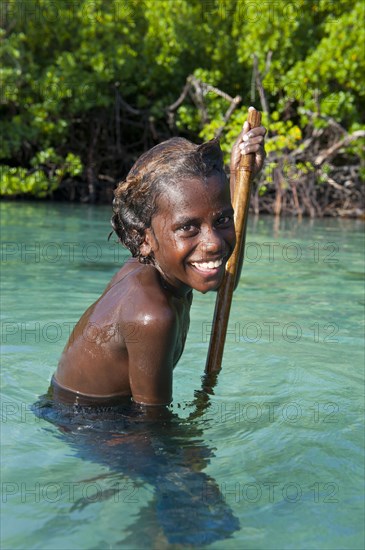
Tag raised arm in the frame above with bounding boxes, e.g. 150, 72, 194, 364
229, 113, 266, 289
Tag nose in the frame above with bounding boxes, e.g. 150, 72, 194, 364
199, 226, 227, 258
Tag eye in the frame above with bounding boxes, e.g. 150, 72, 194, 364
177, 224, 199, 236
216, 215, 232, 226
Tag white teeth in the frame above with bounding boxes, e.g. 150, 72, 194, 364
191, 258, 223, 270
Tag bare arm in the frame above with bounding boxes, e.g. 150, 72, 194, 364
230, 112, 267, 289
126, 308, 177, 407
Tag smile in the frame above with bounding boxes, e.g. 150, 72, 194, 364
190, 258, 224, 272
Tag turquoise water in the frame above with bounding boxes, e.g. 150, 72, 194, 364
1, 201, 364, 549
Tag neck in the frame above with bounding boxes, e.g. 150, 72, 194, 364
157, 270, 192, 300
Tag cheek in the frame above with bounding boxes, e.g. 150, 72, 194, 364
168, 235, 195, 263
156, 233, 182, 262
227, 226, 236, 245
173, 237, 192, 258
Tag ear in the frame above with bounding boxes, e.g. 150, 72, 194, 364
140, 227, 157, 257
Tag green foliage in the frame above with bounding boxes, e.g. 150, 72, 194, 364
0, 0, 364, 198
0, 152, 82, 197
0, 167, 54, 198
284, 1, 365, 119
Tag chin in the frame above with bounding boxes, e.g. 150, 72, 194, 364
194, 279, 222, 294
187, 260, 227, 294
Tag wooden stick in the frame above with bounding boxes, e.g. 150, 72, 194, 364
205, 108, 262, 374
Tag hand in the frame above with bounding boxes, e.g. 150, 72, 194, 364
230, 108, 267, 179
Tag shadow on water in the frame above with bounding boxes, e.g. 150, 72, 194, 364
33, 373, 239, 548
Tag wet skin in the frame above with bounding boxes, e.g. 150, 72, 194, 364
55, 173, 236, 405
55, 119, 266, 406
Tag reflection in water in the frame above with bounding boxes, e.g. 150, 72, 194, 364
33, 380, 239, 547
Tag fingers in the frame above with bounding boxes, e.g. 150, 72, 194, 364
230, 119, 267, 175
239, 131, 266, 155
242, 125, 266, 139
243, 121, 250, 133
238, 122, 267, 175
239, 142, 264, 155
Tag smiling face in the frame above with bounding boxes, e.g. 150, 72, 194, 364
141, 172, 236, 294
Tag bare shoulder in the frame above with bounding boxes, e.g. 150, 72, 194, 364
126, 263, 177, 328
101, 259, 176, 327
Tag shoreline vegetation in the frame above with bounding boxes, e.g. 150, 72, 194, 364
1, 1, 364, 217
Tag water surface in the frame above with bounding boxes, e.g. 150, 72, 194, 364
1, 202, 364, 549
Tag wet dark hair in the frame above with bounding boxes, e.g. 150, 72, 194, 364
111, 137, 226, 264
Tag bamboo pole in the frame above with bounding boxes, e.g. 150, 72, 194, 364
205, 108, 262, 374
